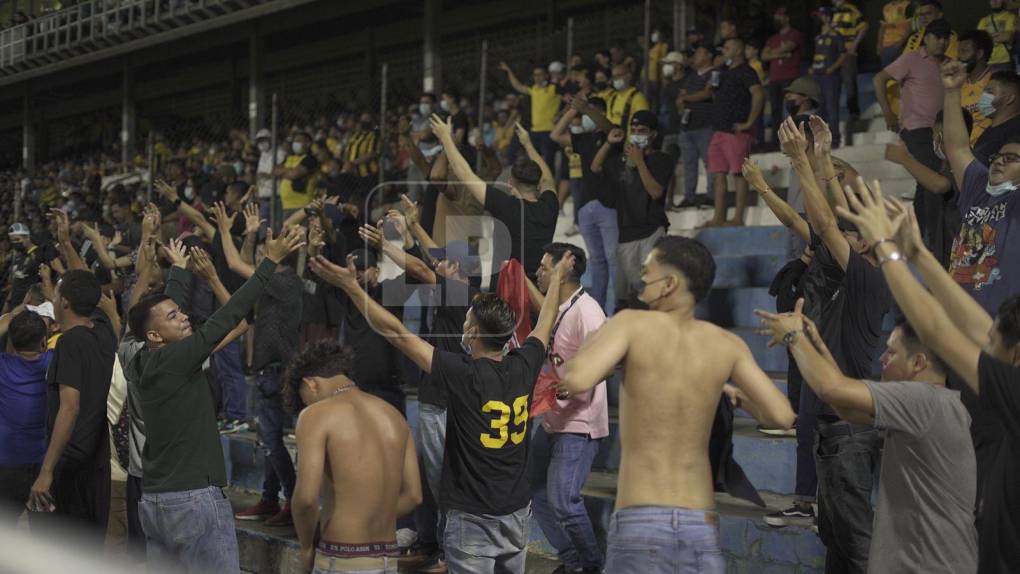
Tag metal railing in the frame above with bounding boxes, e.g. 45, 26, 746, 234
0, 0, 231, 69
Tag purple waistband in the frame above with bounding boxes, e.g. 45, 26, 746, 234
316, 540, 398, 558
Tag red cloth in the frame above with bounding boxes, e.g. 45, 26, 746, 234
766, 28, 803, 83
495, 259, 532, 349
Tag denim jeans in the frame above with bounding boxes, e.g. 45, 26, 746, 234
605, 506, 724, 574
815, 424, 882, 574
444, 505, 531, 574
214, 339, 248, 422
816, 73, 842, 148
257, 371, 295, 503
794, 382, 819, 501
576, 200, 619, 311
841, 52, 860, 117
677, 128, 714, 201
139, 486, 240, 573
414, 403, 447, 550
530, 427, 604, 571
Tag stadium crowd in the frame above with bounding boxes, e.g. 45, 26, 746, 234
1, 1, 1020, 574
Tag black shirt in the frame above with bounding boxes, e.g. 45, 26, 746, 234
210, 230, 246, 295
601, 149, 674, 243
46, 310, 117, 466
976, 353, 1020, 573
570, 131, 609, 210
342, 277, 414, 398
6, 245, 48, 307
710, 63, 761, 133
434, 336, 546, 515
679, 68, 716, 131
814, 243, 892, 419
973, 114, 1020, 167
252, 268, 303, 370
484, 187, 559, 281
418, 275, 480, 409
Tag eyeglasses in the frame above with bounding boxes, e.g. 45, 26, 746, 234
989, 152, 1020, 165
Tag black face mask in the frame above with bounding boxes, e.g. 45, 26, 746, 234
785, 102, 801, 117
965, 59, 978, 73
594, 80, 608, 91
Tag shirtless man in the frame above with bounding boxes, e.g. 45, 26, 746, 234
285, 340, 422, 574
561, 235, 795, 573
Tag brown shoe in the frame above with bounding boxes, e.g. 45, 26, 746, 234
234, 499, 280, 521
264, 503, 293, 527
418, 555, 447, 573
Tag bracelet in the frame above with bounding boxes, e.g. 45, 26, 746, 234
172, 198, 183, 208
870, 238, 895, 255
782, 330, 802, 346
876, 249, 903, 266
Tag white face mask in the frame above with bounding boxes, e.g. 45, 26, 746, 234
292, 142, 305, 155
629, 134, 650, 148
440, 100, 451, 112
662, 64, 675, 78
986, 180, 1017, 196
933, 141, 945, 161
570, 125, 584, 134
258, 141, 271, 153
581, 115, 597, 132
612, 78, 626, 91
651, 32, 661, 43
468, 134, 479, 146
419, 103, 432, 116
460, 332, 472, 355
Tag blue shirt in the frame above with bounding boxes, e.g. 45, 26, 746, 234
0, 350, 52, 465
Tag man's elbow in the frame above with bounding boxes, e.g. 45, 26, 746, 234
765, 404, 796, 430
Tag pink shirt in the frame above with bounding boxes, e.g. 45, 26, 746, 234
885, 48, 945, 131
541, 289, 610, 438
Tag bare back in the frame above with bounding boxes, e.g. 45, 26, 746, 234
615, 313, 743, 510
316, 391, 410, 543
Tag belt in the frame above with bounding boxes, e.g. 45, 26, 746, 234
817, 422, 875, 439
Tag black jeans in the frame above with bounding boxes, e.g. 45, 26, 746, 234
0, 463, 39, 526
768, 79, 793, 132
29, 453, 111, 548
815, 423, 882, 574
126, 474, 146, 562
899, 127, 941, 243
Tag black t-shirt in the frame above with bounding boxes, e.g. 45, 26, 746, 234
252, 268, 303, 370
484, 187, 559, 280
710, 63, 760, 133
418, 275, 480, 409
601, 149, 674, 243
570, 131, 609, 210
6, 245, 50, 307
679, 68, 716, 131
814, 243, 892, 418
433, 336, 546, 515
210, 230, 245, 295
450, 110, 470, 140
46, 310, 117, 466
80, 243, 114, 287
973, 114, 1020, 167
976, 353, 1020, 572
342, 277, 414, 396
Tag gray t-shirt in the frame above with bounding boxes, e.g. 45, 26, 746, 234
865, 380, 978, 573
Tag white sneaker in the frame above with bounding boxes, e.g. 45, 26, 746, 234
758, 425, 797, 437
396, 528, 418, 549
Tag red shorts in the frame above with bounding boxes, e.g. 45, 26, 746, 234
707, 131, 752, 175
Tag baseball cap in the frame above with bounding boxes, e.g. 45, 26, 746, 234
255, 128, 271, 141
548, 61, 566, 73
630, 110, 659, 131
785, 77, 822, 104
8, 222, 29, 236
662, 51, 685, 64
26, 302, 55, 321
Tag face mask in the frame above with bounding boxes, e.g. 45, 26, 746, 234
440, 100, 451, 112
258, 141, 271, 153
986, 180, 1017, 196
785, 102, 801, 117
460, 333, 472, 355
570, 125, 584, 134
468, 134, 479, 146
184, 186, 195, 201
978, 92, 997, 118
651, 32, 661, 43
419, 103, 432, 116
581, 115, 597, 132
933, 136, 945, 160
662, 64, 675, 78
725, 58, 734, 67
629, 134, 650, 148
595, 80, 608, 91
612, 78, 626, 91
292, 142, 306, 155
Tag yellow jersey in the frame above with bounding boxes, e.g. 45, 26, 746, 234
606, 87, 650, 134
279, 154, 318, 210
645, 42, 669, 82
880, 1, 912, 49
962, 67, 994, 144
528, 84, 561, 132
978, 10, 1017, 66
344, 130, 380, 178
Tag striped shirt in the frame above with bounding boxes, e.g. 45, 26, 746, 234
345, 130, 380, 177
832, 2, 865, 41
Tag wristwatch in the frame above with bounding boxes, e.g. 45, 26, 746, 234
782, 330, 801, 346
876, 249, 903, 266
172, 197, 183, 209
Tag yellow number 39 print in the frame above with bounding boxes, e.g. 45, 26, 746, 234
479, 395, 529, 448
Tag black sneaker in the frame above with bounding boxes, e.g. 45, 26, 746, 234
764, 503, 814, 527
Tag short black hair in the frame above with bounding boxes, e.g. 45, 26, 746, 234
542, 242, 587, 282
918, 0, 942, 9
282, 340, 357, 415
990, 70, 1020, 98
128, 293, 172, 342
9, 311, 47, 353
587, 96, 607, 112
725, 36, 746, 52
997, 294, 1020, 349
935, 108, 973, 135
924, 19, 952, 40
651, 236, 716, 303
421, 92, 437, 102
442, 87, 461, 102
24, 284, 46, 306
510, 157, 542, 188
226, 181, 248, 198
469, 293, 518, 351
960, 29, 994, 63
58, 270, 101, 318
893, 317, 947, 374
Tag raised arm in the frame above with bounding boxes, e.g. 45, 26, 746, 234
50, 209, 86, 272
359, 223, 437, 284
569, 95, 615, 134
779, 117, 850, 269
155, 180, 216, 239
515, 123, 556, 193
210, 202, 255, 280
309, 254, 435, 372
430, 114, 487, 205
741, 159, 810, 241
836, 179, 984, 392
808, 116, 850, 211
399, 195, 439, 253
81, 224, 131, 270
940, 61, 977, 190
884, 140, 952, 195
528, 251, 575, 347
550, 107, 577, 148
591, 128, 624, 174
498, 61, 530, 94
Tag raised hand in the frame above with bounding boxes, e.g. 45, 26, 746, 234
209, 202, 236, 234
307, 220, 326, 252
161, 237, 190, 269
189, 247, 218, 282
80, 222, 102, 243
777, 117, 809, 160
883, 140, 911, 166
154, 179, 179, 203
142, 203, 162, 236
386, 209, 409, 239
49, 209, 72, 245
243, 202, 264, 236
887, 199, 924, 260
98, 289, 118, 321
358, 224, 384, 249
264, 225, 306, 264
754, 298, 806, 348
308, 254, 358, 290
741, 158, 769, 193
514, 122, 533, 149
807, 115, 832, 156
941, 60, 966, 91
399, 194, 420, 226
429, 114, 454, 143
607, 127, 625, 144
110, 230, 123, 248
498, 61, 511, 73
834, 177, 906, 246
553, 250, 576, 279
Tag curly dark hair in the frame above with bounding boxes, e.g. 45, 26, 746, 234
282, 340, 357, 415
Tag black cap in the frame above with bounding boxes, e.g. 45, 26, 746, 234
630, 110, 658, 130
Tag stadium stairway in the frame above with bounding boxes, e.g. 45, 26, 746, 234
220, 77, 916, 572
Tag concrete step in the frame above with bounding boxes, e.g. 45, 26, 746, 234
713, 254, 788, 290
698, 287, 777, 328
695, 225, 792, 256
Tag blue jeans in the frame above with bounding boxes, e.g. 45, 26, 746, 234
214, 339, 248, 421
605, 506, 724, 574
256, 371, 296, 502
576, 200, 618, 312
816, 73, 842, 148
414, 403, 447, 549
677, 128, 714, 201
444, 505, 531, 574
138, 486, 240, 573
530, 427, 603, 571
